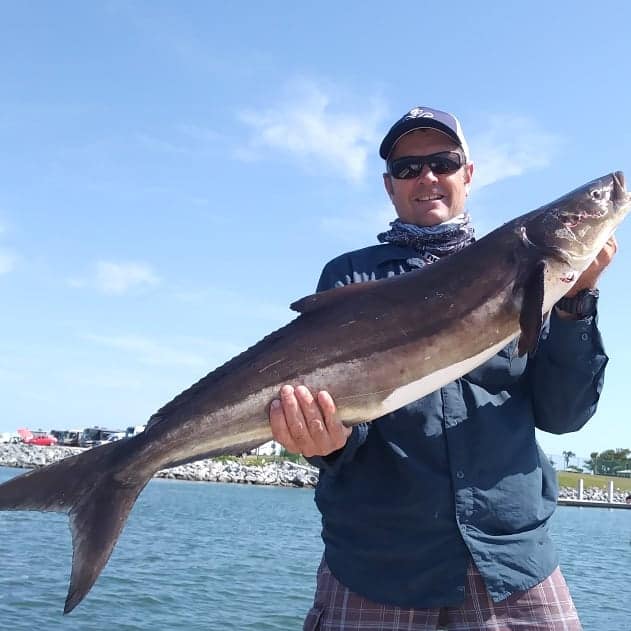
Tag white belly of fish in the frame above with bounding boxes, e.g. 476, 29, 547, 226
330, 333, 516, 424
378, 334, 515, 415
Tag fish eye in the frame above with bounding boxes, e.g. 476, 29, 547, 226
590, 189, 603, 200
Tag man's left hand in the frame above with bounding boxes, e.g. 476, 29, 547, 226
564, 235, 618, 297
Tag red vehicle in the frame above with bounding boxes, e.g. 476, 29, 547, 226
17, 428, 58, 446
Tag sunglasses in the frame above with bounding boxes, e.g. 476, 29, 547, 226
387, 151, 465, 179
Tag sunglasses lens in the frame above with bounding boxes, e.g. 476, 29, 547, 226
389, 158, 422, 179
428, 156, 461, 175
388, 152, 463, 179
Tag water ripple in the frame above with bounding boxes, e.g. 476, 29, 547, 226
0, 469, 628, 630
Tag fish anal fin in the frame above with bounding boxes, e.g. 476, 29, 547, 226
517, 260, 546, 356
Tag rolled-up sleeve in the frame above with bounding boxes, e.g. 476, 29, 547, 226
306, 422, 370, 474
527, 309, 608, 434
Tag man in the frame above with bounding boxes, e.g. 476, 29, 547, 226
270, 106, 617, 630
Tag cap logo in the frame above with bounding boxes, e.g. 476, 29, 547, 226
406, 108, 435, 120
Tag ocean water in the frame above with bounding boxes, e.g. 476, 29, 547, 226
0, 467, 628, 631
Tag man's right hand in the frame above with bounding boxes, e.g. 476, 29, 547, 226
269, 385, 351, 457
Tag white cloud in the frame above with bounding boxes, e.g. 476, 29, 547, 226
0, 250, 16, 275
84, 333, 206, 368
469, 114, 563, 190
238, 80, 384, 182
95, 261, 160, 294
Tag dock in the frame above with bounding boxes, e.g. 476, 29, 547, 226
558, 499, 631, 509
558, 478, 631, 509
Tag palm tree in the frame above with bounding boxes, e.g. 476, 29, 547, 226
562, 450, 576, 469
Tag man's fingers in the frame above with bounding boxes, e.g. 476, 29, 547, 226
295, 385, 326, 433
269, 385, 351, 456
294, 386, 334, 455
280, 385, 315, 448
318, 390, 351, 447
317, 390, 336, 417
269, 399, 300, 454
567, 234, 619, 296
599, 235, 618, 262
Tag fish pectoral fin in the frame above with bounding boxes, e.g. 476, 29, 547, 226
517, 260, 546, 356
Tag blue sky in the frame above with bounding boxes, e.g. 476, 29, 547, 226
1, 1, 630, 459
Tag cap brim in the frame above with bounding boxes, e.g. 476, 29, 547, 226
379, 119, 463, 160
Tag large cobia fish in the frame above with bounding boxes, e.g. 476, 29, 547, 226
0, 172, 629, 613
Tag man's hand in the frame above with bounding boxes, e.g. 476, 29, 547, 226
564, 235, 618, 297
269, 385, 351, 457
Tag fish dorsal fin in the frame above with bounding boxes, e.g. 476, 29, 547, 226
290, 281, 376, 314
517, 260, 546, 356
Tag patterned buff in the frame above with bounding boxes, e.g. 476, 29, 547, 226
377, 213, 475, 261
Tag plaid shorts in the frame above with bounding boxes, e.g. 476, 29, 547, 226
303, 559, 582, 631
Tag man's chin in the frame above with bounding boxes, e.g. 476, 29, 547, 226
406, 205, 453, 227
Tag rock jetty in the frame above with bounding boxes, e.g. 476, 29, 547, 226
0, 443, 319, 488
558, 485, 628, 504
1, 445, 629, 502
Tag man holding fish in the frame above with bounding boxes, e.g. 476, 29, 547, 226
270, 106, 617, 630
1, 106, 627, 620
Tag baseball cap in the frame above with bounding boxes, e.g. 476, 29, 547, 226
379, 106, 470, 162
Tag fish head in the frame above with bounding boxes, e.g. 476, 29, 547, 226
520, 171, 631, 269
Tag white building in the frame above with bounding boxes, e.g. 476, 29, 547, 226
251, 440, 282, 456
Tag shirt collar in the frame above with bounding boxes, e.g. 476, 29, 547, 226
370, 243, 432, 267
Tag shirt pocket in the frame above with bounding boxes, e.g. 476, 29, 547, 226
497, 338, 518, 360
465, 339, 526, 391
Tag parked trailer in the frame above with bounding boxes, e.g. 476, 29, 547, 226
50, 429, 82, 447
79, 427, 126, 448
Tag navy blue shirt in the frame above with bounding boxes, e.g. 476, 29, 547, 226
308, 243, 608, 608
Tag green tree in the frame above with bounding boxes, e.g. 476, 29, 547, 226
585, 449, 631, 475
585, 451, 600, 474
562, 450, 576, 469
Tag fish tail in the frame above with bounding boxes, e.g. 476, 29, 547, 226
0, 441, 153, 614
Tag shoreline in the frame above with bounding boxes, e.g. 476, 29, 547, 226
1, 444, 630, 504
0, 443, 319, 488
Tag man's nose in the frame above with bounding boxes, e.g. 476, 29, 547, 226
415, 164, 439, 182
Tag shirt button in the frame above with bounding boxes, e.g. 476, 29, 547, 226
580, 333, 589, 341
456, 470, 465, 479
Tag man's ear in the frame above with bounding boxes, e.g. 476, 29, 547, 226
383, 173, 394, 201
464, 162, 474, 196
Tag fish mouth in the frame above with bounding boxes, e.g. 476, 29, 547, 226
613, 171, 626, 201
